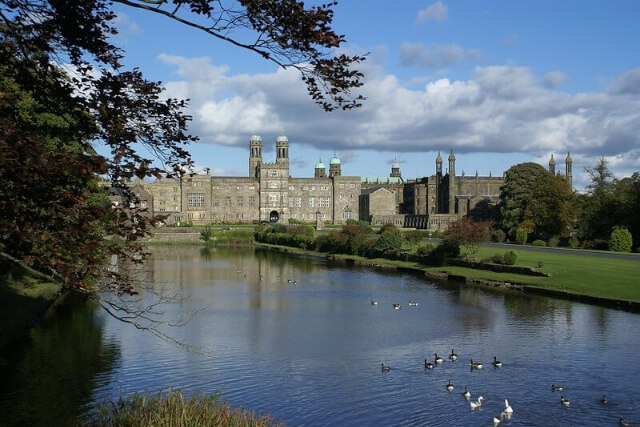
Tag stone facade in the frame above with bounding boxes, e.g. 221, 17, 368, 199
144, 135, 360, 225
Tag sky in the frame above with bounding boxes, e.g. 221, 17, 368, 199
109, 0, 640, 190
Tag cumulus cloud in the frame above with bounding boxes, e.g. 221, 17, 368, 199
156, 55, 640, 172
417, 1, 448, 23
541, 71, 567, 88
607, 69, 640, 95
400, 42, 480, 68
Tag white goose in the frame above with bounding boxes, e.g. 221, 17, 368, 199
504, 399, 513, 415
470, 396, 484, 410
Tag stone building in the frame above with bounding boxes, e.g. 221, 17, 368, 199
144, 135, 360, 225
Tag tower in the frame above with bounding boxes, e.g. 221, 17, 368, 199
329, 154, 341, 177
315, 158, 326, 178
448, 148, 456, 215
275, 134, 289, 166
435, 152, 443, 176
565, 152, 573, 189
249, 134, 262, 178
549, 154, 556, 175
390, 158, 401, 178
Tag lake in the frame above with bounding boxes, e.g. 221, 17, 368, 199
1, 245, 639, 426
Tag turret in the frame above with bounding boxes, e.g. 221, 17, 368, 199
329, 154, 341, 177
565, 152, 573, 189
448, 148, 455, 214
435, 152, 443, 176
549, 154, 556, 175
275, 134, 289, 166
390, 158, 401, 178
315, 158, 326, 178
249, 134, 262, 178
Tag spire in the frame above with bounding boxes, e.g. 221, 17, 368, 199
436, 152, 443, 164
549, 153, 556, 174
448, 148, 455, 161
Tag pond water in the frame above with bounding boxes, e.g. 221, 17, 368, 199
1, 246, 639, 426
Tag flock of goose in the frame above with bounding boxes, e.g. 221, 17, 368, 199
374, 301, 633, 426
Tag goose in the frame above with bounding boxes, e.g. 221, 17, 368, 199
619, 418, 632, 426
409, 301, 419, 306
504, 399, 513, 415
446, 379, 454, 392
560, 396, 570, 407
287, 279, 292, 283
470, 359, 483, 369
434, 353, 444, 364
381, 363, 391, 372
293, 280, 297, 285
492, 415, 502, 426
470, 396, 484, 410
425, 359, 434, 369
243, 274, 248, 278
449, 349, 458, 361
551, 384, 565, 392
370, 300, 378, 305
393, 303, 402, 310
492, 356, 503, 367
462, 386, 471, 399
601, 395, 608, 404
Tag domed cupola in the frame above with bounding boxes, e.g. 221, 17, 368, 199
315, 158, 326, 178
329, 153, 341, 177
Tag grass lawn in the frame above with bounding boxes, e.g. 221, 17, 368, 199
0, 269, 61, 350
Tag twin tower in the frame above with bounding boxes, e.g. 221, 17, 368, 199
548, 153, 573, 189
248, 134, 342, 179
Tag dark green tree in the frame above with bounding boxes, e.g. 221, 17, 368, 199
525, 172, 575, 239
578, 157, 617, 241
497, 162, 547, 238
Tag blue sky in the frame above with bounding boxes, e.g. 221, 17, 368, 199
110, 0, 640, 189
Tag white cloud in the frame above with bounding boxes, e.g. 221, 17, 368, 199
400, 42, 480, 68
541, 71, 567, 88
417, 1, 448, 23
607, 69, 640, 95
112, 13, 141, 42
156, 55, 640, 176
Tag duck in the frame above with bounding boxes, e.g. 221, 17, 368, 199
446, 379, 454, 392
560, 396, 570, 407
434, 353, 444, 364
551, 384, 565, 392
504, 399, 513, 415
619, 418, 632, 426
409, 301, 419, 306
243, 274, 248, 278
449, 349, 458, 361
462, 386, 471, 399
424, 359, 434, 369
601, 395, 608, 404
381, 363, 391, 372
370, 300, 378, 305
393, 303, 402, 310
470, 396, 484, 410
470, 359, 483, 369
492, 356, 503, 367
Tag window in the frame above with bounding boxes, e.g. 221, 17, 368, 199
187, 213, 193, 219
319, 197, 330, 207
309, 197, 315, 208
311, 186, 315, 190
248, 186, 255, 190
188, 193, 205, 207
269, 193, 279, 206
213, 196, 219, 207
339, 183, 345, 189
295, 197, 302, 207
225, 196, 231, 207
269, 170, 279, 177
269, 181, 279, 189
159, 190, 167, 198
141, 201, 147, 209
248, 196, 255, 207
321, 185, 329, 191
199, 212, 206, 219
237, 185, 242, 190
237, 196, 243, 207
343, 207, 352, 220
349, 183, 356, 188
303, 186, 308, 190
289, 186, 294, 190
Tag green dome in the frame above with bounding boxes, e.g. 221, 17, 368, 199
315, 159, 325, 169
330, 156, 341, 165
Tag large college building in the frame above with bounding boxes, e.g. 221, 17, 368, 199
142, 135, 360, 225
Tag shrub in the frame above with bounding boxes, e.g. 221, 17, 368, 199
404, 230, 428, 244
503, 250, 518, 265
200, 227, 214, 242
416, 243, 436, 256
493, 229, 506, 243
372, 230, 405, 254
548, 236, 560, 247
288, 218, 300, 225
537, 261, 544, 268
568, 236, 579, 248
428, 239, 460, 265
532, 239, 546, 247
289, 225, 314, 237
609, 226, 633, 252
378, 223, 398, 234
314, 234, 332, 252
272, 223, 287, 234
514, 227, 528, 245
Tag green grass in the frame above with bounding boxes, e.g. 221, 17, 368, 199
91, 389, 281, 427
0, 268, 61, 349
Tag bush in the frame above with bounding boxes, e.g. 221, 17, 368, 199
537, 261, 544, 268
272, 223, 287, 234
548, 236, 560, 247
200, 227, 214, 242
378, 224, 398, 234
428, 239, 460, 265
515, 227, 528, 245
289, 225, 314, 237
503, 250, 518, 265
372, 230, 405, 254
416, 243, 436, 256
609, 226, 633, 252
404, 230, 428, 244
568, 236, 579, 248
532, 239, 546, 247
493, 229, 506, 243
288, 218, 301, 225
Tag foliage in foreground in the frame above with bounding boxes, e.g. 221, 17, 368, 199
92, 390, 281, 427
609, 226, 633, 253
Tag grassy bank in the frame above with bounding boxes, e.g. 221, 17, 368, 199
90, 389, 281, 427
0, 268, 61, 350
256, 242, 640, 305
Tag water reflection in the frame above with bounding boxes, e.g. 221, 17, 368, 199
0, 294, 120, 425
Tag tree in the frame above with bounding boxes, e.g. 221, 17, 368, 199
524, 173, 575, 239
578, 158, 617, 241
497, 162, 548, 238
0, 0, 365, 339
444, 217, 493, 261
609, 226, 632, 253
